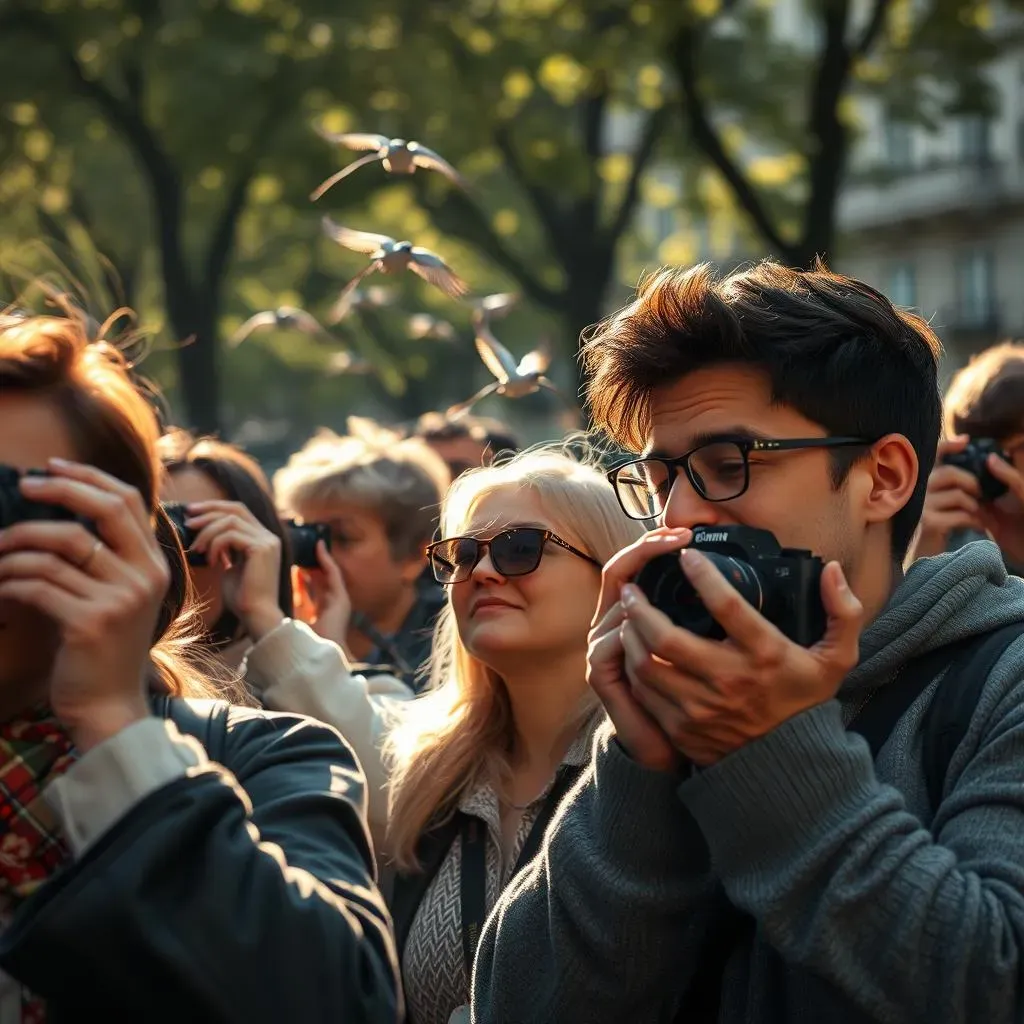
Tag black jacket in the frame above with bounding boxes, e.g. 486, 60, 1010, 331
0, 696, 402, 1023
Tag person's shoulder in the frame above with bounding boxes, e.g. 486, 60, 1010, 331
158, 695, 361, 776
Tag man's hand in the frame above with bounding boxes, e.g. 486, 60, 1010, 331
293, 541, 352, 650
978, 451, 1024, 567
587, 528, 692, 773
909, 436, 984, 560
618, 549, 863, 766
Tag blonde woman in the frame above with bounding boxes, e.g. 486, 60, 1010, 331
247, 446, 644, 1023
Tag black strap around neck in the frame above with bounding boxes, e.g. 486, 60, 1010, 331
458, 762, 584, 975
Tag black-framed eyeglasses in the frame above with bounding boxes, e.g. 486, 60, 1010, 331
426, 527, 601, 585
607, 435, 874, 520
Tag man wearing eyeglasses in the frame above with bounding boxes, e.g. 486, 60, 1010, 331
471, 263, 1024, 1024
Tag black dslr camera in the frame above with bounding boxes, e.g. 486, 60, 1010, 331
0, 464, 88, 529
162, 503, 330, 570
941, 438, 1010, 502
635, 525, 827, 647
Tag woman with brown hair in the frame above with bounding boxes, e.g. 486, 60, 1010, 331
0, 311, 399, 1022
157, 428, 298, 671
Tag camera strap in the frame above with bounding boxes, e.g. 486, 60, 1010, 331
458, 763, 584, 976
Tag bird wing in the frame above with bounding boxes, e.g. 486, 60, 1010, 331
408, 249, 469, 298
517, 337, 552, 376
480, 292, 519, 316
321, 217, 395, 254
537, 377, 573, 405
227, 311, 276, 348
474, 327, 518, 382
407, 142, 470, 189
310, 153, 384, 201
317, 130, 389, 152
330, 265, 382, 322
446, 382, 501, 420
282, 307, 332, 338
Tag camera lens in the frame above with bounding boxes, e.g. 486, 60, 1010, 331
634, 552, 764, 638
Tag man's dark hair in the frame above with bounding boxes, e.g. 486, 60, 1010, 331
581, 260, 943, 559
943, 341, 1024, 441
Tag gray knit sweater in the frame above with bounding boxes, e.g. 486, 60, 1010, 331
471, 541, 1024, 1024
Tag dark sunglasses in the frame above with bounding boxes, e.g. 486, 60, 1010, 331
427, 526, 601, 585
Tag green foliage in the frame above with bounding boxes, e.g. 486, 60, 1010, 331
0, 0, 1013, 439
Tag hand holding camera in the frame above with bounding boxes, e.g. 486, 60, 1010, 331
913, 436, 1018, 561
169, 499, 288, 641
293, 540, 352, 651
0, 460, 167, 751
589, 525, 863, 769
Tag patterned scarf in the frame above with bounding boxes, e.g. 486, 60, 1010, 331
0, 705, 77, 1023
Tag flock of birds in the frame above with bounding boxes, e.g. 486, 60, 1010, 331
228, 130, 568, 420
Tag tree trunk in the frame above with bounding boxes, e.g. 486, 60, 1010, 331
163, 284, 221, 434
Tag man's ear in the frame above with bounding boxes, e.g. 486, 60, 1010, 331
856, 433, 919, 527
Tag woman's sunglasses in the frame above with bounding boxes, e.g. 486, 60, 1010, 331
427, 527, 601, 585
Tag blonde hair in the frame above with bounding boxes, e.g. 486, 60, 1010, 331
273, 417, 450, 558
384, 442, 646, 871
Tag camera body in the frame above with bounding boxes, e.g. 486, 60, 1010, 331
162, 502, 206, 567
634, 525, 826, 646
162, 503, 330, 569
941, 438, 1010, 502
285, 520, 331, 569
0, 464, 89, 530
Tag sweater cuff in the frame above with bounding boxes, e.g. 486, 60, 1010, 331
589, 722, 698, 869
243, 618, 344, 695
46, 718, 206, 856
677, 701, 878, 875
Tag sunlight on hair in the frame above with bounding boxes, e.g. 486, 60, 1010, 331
383, 440, 646, 871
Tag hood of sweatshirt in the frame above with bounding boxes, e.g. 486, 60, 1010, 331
840, 539, 1024, 696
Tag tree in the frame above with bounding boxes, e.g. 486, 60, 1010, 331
0, 0, 670, 432
656, 0, 1004, 267
375, 0, 673, 338
0, 0, 403, 432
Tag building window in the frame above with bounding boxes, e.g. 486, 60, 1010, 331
959, 116, 992, 165
957, 249, 996, 327
884, 118, 914, 171
887, 263, 917, 308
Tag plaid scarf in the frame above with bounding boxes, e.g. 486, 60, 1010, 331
0, 705, 77, 1023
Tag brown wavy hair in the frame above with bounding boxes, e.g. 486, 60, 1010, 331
0, 308, 230, 701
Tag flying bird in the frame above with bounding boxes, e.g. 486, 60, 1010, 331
329, 283, 394, 324
311, 132, 469, 200
325, 350, 375, 377
407, 313, 456, 342
322, 217, 469, 306
471, 291, 519, 328
446, 327, 567, 419
228, 306, 333, 349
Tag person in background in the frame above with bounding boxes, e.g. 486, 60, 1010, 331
158, 430, 295, 672
274, 417, 448, 691
248, 447, 644, 1024
910, 341, 1024, 570
159, 429, 411, 724
412, 411, 521, 479
0, 311, 400, 1022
